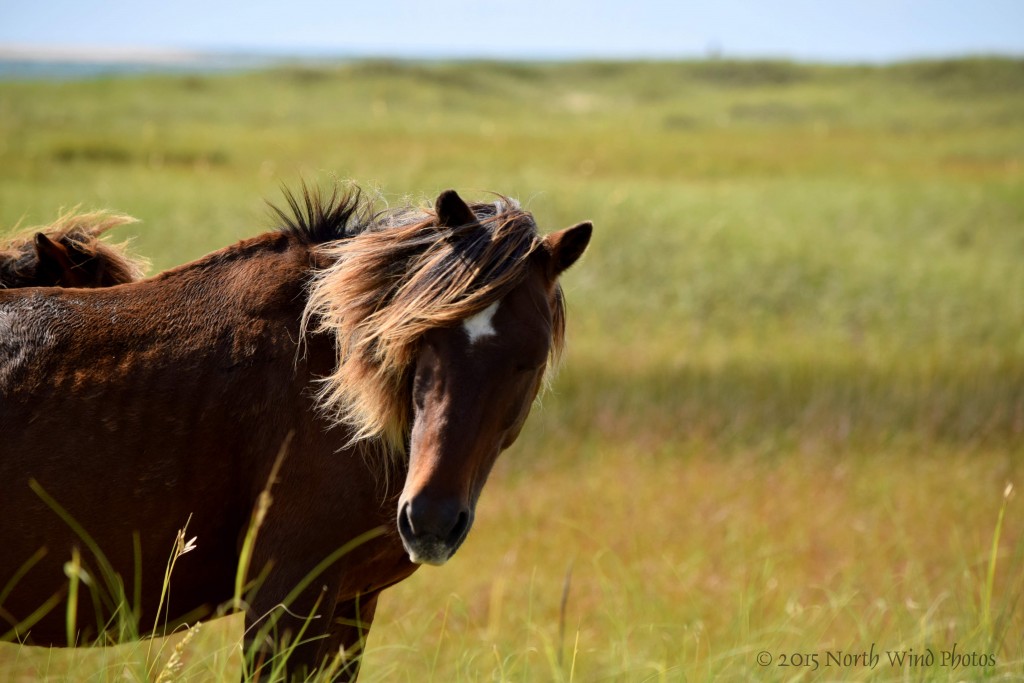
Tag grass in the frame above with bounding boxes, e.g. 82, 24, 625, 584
1, 57, 1022, 680
0, 615, 243, 681
367, 444, 1023, 681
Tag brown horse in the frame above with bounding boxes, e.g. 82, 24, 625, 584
0, 211, 147, 288
0, 185, 591, 679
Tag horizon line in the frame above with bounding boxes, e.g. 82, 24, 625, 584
2, 42, 1022, 67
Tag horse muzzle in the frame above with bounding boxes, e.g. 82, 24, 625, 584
397, 495, 473, 566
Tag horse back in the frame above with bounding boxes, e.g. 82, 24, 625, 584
0, 240, 332, 640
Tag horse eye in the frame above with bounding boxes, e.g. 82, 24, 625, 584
413, 365, 434, 411
514, 359, 545, 375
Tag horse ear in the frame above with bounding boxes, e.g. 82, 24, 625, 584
34, 232, 76, 282
435, 189, 477, 228
543, 221, 592, 278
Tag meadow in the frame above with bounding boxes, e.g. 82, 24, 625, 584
0, 57, 1022, 681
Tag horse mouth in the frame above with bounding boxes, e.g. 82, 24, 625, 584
403, 541, 454, 566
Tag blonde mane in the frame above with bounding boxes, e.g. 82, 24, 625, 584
294, 188, 566, 455
0, 210, 148, 286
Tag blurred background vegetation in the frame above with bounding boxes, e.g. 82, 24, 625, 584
1, 58, 1022, 680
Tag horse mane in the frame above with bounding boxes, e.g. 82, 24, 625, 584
270, 183, 375, 245
0, 210, 148, 287
282, 184, 566, 456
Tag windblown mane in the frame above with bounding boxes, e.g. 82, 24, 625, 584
285, 186, 566, 455
270, 184, 373, 245
0, 210, 148, 287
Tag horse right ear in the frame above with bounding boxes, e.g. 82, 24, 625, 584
435, 189, 477, 228
34, 232, 76, 282
543, 221, 592, 278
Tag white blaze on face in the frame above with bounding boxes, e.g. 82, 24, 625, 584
462, 300, 500, 344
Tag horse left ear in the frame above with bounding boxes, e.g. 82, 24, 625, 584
435, 189, 477, 228
543, 221, 592, 278
34, 232, 77, 281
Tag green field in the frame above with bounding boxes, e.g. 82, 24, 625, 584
1, 58, 1022, 681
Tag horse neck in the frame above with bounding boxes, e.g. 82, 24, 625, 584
152, 232, 306, 290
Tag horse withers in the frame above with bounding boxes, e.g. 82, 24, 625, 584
0, 211, 146, 288
0, 186, 591, 679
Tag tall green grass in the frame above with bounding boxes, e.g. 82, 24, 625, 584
1, 58, 1022, 680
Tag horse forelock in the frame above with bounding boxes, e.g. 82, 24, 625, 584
299, 189, 563, 459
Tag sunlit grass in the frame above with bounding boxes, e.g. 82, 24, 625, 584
0, 614, 243, 681
361, 443, 1023, 681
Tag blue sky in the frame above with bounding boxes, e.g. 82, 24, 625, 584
2, 0, 1022, 62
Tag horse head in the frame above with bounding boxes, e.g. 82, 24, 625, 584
397, 190, 591, 565
0, 213, 144, 289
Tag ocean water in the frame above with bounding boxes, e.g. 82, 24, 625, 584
0, 54, 286, 81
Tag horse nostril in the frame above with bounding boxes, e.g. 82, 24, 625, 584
448, 508, 470, 546
400, 496, 471, 543
398, 497, 475, 564
398, 500, 415, 537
